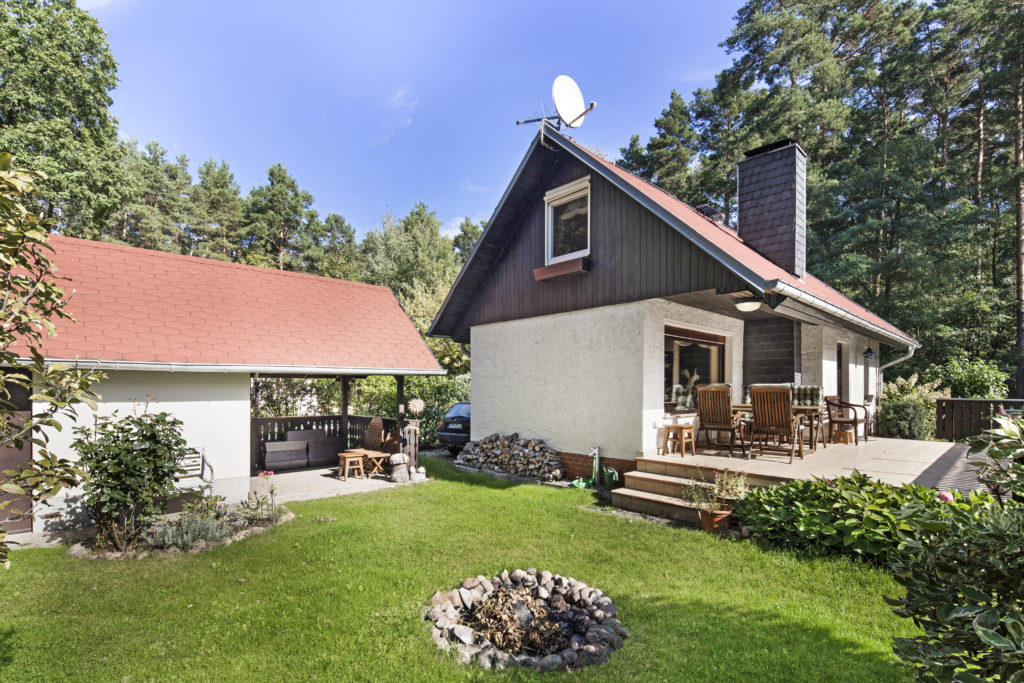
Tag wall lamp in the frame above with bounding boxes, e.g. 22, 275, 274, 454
734, 298, 762, 313
863, 347, 875, 360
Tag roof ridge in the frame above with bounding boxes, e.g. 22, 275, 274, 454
47, 234, 391, 293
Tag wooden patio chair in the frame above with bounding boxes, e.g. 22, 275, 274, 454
340, 417, 392, 478
751, 385, 804, 463
697, 385, 747, 458
825, 396, 869, 445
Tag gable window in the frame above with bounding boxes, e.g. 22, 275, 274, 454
544, 176, 590, 265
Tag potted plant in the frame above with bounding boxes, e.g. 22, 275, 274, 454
714, 469, 748, 508
684, 483, 732, 533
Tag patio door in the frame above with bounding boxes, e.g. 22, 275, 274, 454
836, 343, 846, 401
0, 374, 32, 533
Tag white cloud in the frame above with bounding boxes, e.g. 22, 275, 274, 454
78, 0, 113, 9
374, 85, 418, 144
460, 179, 495, 193
441, 218, 463, 238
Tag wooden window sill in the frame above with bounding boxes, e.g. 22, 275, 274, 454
534, 256, 591, 281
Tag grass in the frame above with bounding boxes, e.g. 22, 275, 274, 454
0, 457, 917, 681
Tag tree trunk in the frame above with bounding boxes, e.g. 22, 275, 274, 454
1015, 78, 1024, 397
977, 81, 986, 283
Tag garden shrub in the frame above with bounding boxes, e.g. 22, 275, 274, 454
72, 410, 192, 551
969, 413, 1024, 504
144, 514, 232, 551
352, 373, 470, 447
881, 373, 948, 410
927, 353, 1010, 399
877, 399, 934, 440
732, 471, 993, 562
887, 502, 1024, 681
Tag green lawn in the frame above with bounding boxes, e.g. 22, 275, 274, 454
0, 457, 917, 681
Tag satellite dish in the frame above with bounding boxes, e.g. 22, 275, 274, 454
552, 75, 587, 128
515, 75, 596, 129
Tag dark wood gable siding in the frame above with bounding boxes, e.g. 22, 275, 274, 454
452, 151, 749, 341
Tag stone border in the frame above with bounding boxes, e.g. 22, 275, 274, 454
453, 464, 576, 489
67, 506, 294, 560
426, 568, 628, 672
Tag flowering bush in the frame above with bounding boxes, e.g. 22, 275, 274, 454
880, 373, 949, 410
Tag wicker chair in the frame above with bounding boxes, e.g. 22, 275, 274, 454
697, 385, 747, 458
825, 396, 869, 445
751, 385, 804, 463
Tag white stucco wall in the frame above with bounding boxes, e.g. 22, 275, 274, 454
34, 370, 252, 531
471, 302, 648, 460
470, 299, 744, 461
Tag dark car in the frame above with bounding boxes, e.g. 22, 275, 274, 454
438, 402, 471, 455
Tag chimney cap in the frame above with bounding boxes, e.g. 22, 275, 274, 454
743, 137, 803, 159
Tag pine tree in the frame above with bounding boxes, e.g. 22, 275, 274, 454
190, 159, 243, 260
242, 164, 317, 270
110, 140, 191, 253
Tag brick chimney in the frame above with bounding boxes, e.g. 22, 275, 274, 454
737, 139, 806, 278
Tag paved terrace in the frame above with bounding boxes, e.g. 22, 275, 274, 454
659, 437, 978, 491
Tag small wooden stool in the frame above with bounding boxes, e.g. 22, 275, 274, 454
662, 424, 696, 457
338, 452, 365, 481
832, 429, 854, 445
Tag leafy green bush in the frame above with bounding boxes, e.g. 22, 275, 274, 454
881, 373, 949, 410
887, 502, 1024, 681
928, 353, 1010, 399
72, 411, 192, 551
877, 399, 935, 440
969, 413, 1024, 504
144, 513, 232, 551
353, 374, 470, 447
733, 471, 992, 562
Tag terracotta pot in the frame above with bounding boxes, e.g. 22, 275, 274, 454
699, 507, 732, 534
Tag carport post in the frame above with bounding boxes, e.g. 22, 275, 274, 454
396, 375, 409, 467
340, 376, 350, 448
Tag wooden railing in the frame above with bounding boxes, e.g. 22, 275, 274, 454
935, 398, 1024, 442
250, 414, 420, 473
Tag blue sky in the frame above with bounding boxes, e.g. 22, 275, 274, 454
81, 0, 742, 239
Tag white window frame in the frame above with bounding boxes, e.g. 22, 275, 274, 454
544, 176, 591, 265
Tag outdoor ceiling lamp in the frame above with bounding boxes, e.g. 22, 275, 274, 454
863, 347, 875, 360
734, 298, 762, 313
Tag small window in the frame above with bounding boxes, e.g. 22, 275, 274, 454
544, 176, 590, 264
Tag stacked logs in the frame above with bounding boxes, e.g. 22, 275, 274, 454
454, 433, 562, 480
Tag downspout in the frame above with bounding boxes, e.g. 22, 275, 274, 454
878, 345, 915, 393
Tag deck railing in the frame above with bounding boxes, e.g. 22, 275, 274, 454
250, 414, 419, 473
934, 398, 1024, 441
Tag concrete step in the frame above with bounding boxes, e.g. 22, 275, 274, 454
635, 456, 788, 488
610, 488, 701, 524
623, 470, 712, 498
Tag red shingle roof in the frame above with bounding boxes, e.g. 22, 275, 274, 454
28, 236, 443, 374
566, 135, 918, 346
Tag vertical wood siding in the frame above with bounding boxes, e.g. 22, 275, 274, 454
456, 153, 748, 339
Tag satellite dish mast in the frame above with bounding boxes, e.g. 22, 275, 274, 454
516, 75, 596, 129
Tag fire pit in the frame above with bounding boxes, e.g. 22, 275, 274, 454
425, 568, 628, 672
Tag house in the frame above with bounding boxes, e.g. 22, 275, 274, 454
2, 236, 442, 534
430, 125, 918, 479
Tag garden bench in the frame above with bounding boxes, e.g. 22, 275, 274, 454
176, 448, 214, 484
263, 429, 348, 471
